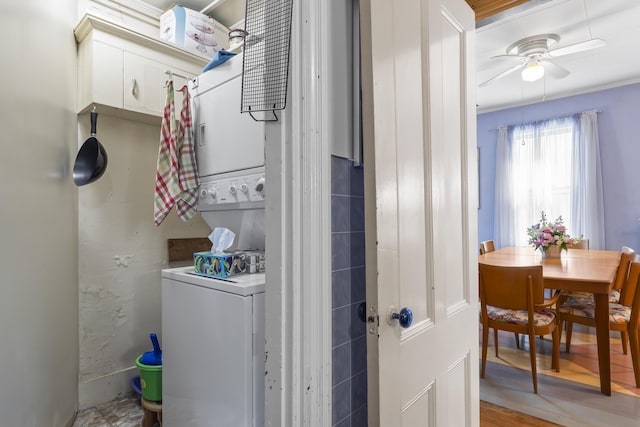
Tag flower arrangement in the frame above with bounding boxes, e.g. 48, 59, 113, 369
527, 211, 579, 253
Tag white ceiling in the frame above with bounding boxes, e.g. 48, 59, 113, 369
476, 0, 640, 113
143, 0, 640, 114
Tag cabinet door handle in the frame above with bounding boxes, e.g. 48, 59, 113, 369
131, 78, 137, 96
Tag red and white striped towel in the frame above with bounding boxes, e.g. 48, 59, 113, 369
176, 86, 199, 221
154, 81, 180, 226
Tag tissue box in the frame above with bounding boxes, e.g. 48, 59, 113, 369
160, 5, 229, 58
194, 251, 246, 278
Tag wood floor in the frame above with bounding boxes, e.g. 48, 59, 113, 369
480, 401, 562, 426
479, 323, 640, 425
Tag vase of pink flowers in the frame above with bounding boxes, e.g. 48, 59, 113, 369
527, 211, 580, 258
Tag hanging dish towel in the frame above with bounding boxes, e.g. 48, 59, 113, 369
176, 85, 199, 221
154, 81, 180, 226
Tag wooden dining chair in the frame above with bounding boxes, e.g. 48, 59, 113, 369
479, 263, 560, 394
557, 246, 635, 353
558, 258, 640, 387
559, 246, 634, 303
615, 246, 636, 293
480, 240, 495, 255
571, 239, 590, 250
478, 244, 521, 348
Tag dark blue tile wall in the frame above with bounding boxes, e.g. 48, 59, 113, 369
331, 155, 367, 427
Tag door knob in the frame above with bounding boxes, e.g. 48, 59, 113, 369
357, 302, 367, 323
389, 307, 413, 328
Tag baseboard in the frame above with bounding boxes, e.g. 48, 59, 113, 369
79, 366, 138, 410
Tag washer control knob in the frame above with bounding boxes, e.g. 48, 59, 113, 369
255, 177, 265, 193
229, 185, 237, 195
199, 187, 215, 199
241, 184, 249, 193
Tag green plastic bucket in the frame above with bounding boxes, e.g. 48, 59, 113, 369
135, 355, 162, 402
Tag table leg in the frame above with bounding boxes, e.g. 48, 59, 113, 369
594, 292, 611, 396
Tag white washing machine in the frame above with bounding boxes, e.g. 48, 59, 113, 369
162, 52, 273, 426
162, 268, 265, 427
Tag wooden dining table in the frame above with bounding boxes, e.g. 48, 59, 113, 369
478, 246, 621, 396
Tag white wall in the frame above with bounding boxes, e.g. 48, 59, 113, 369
0, 2, 79, 426
327, 0, 355, 160
77, 113, 211, 408
0, 0, 214, 419
72, 0, 212, 409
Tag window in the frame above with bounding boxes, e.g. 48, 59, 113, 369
493, 111, 604, 249
510, 117, 575, 246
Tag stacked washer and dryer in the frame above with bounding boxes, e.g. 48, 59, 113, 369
161, 53, 270, 427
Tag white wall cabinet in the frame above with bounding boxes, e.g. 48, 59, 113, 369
123, 52, 190, 116
75, 13, 207, 121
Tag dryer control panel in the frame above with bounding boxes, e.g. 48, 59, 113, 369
198, 173, 265, 211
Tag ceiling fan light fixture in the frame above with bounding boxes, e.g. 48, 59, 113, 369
522, 62, 545, 82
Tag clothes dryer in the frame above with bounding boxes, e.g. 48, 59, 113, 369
190, 52, 269, 251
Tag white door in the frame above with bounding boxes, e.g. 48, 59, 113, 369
361, 0, 478, 425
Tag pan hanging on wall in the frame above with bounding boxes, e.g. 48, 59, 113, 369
240, 0, 293, 122
73, 106, 108, 186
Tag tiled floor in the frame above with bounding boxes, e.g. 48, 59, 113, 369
72, 395, 143, 427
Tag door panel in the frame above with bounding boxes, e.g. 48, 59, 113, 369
401, 387, 434, 425
436, 9, 467, 314
362, 0, 478, 425
447, 356, 470, 425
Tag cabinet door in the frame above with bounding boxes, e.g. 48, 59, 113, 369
124, 52, 165, 115
124, 52, 190, 116
84, 41, 123, 110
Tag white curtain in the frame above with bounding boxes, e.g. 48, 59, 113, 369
571, 111, 605, 249
494, 126, 515, 247
493, 112, 604, 248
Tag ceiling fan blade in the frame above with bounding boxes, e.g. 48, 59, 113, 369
542, 60, 570, 79
489, 54, 523, 60
547, 38, 606, 58
479, 62, 526, 88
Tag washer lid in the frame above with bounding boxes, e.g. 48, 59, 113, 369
162, 266, 265, 296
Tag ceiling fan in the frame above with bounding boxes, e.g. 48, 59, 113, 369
479, 33, 605, 87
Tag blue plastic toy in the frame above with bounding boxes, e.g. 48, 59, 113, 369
140, 333, 162, 365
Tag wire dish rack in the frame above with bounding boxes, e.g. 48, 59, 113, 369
241, 0, 293, 121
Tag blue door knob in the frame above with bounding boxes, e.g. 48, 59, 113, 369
391, 307, 413, 328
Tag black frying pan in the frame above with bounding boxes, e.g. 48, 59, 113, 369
73, 107, 108, 186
